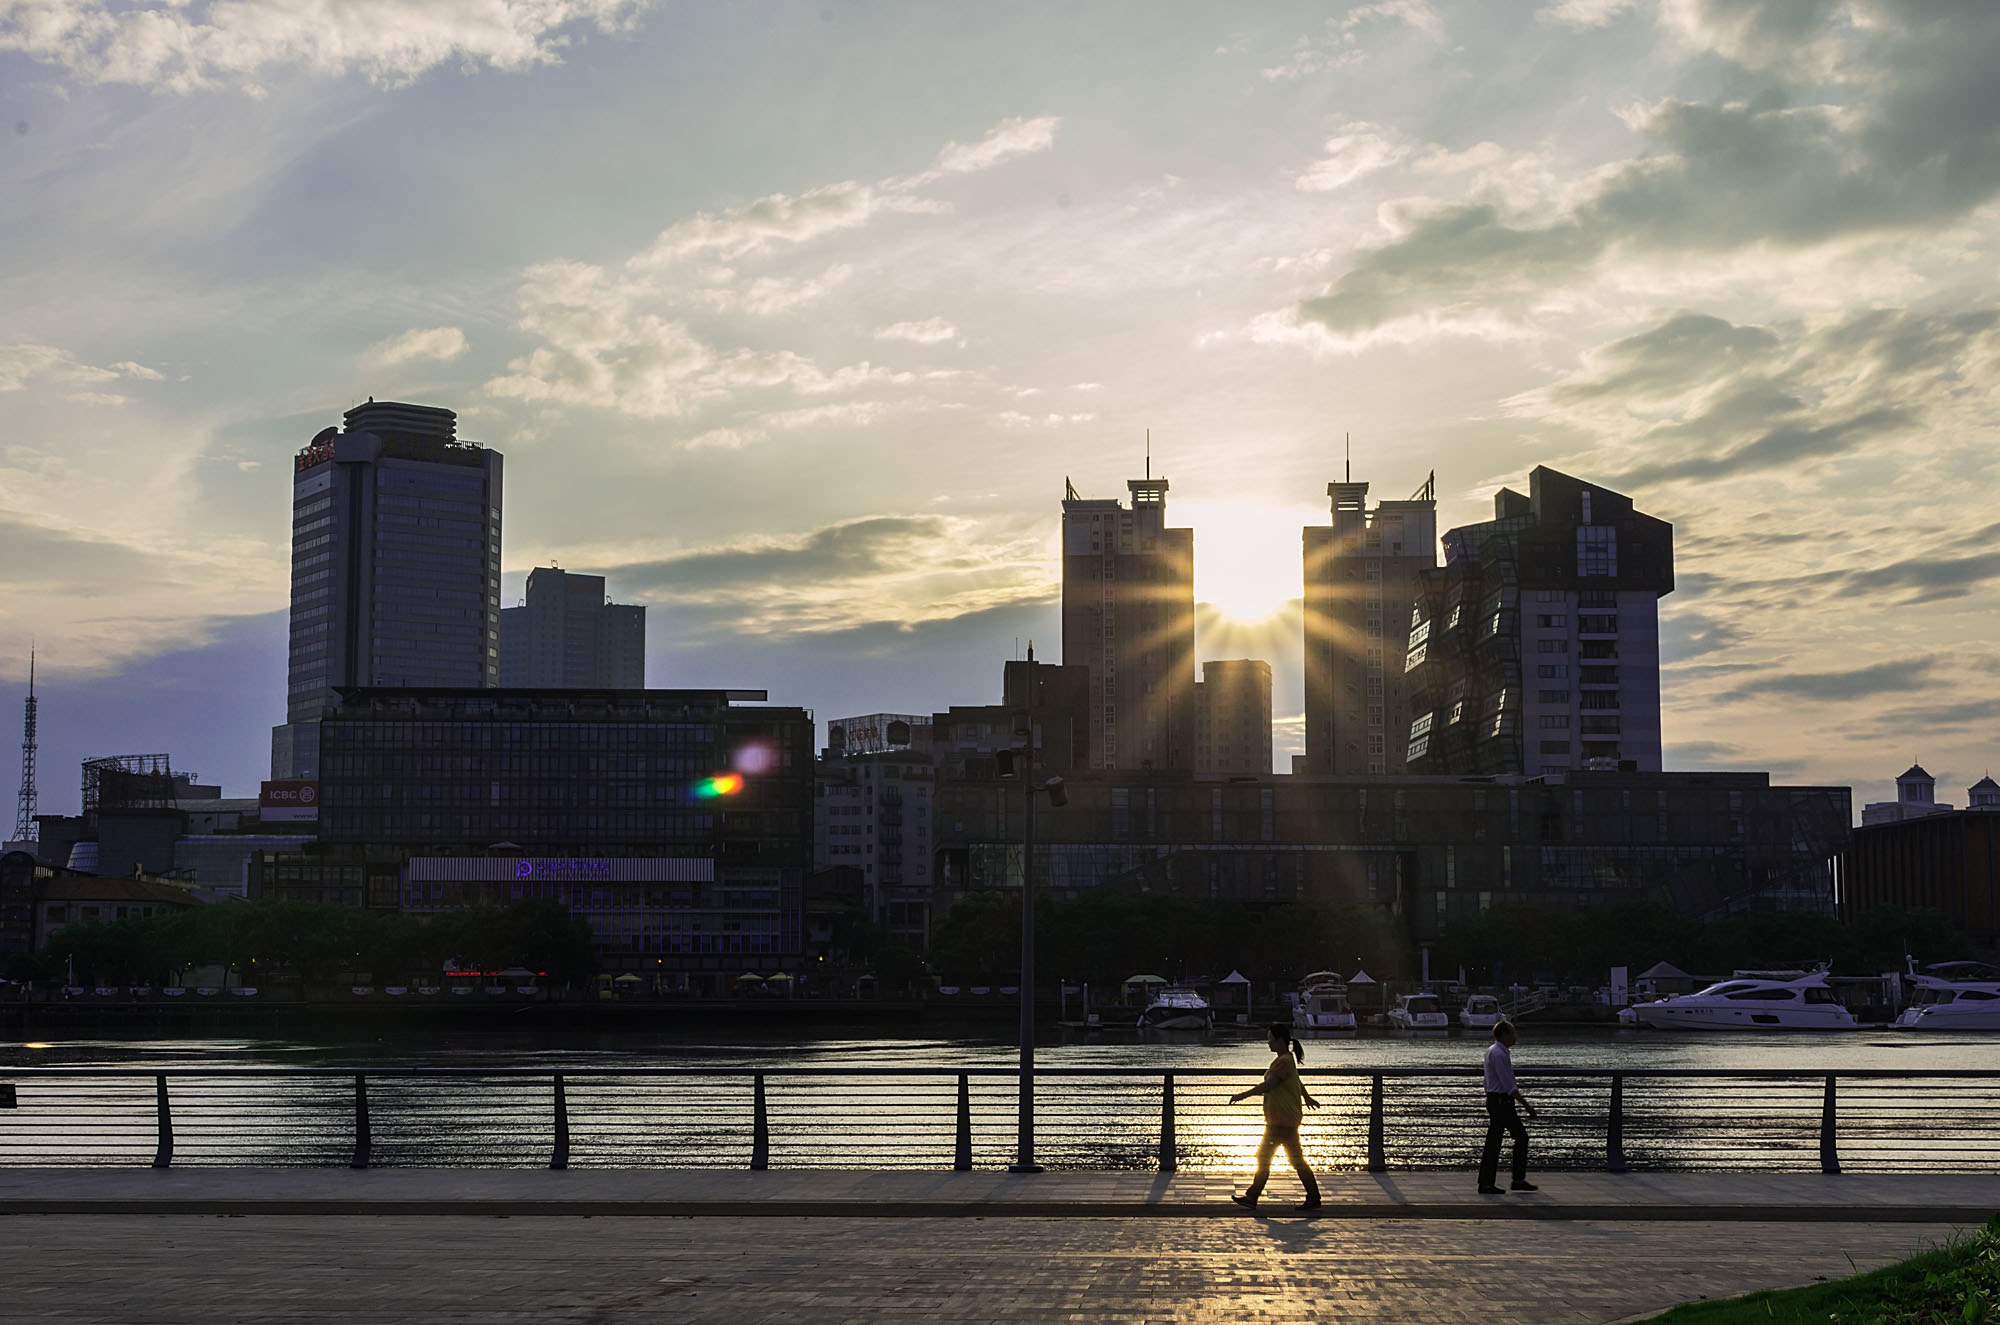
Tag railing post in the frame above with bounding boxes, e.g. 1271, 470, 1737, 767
1158, 1074, 1177, 1173
954, 1074, 972, 1171
550, 1074, 569, 1171
1366, 1074, 1386, 1173
1606, 1073, 1627, 1174
1819, 1075, 1841, 1175
350, 1073, 370, 1170
750, 1072, 769, 1171
151, 1074, 172, 1169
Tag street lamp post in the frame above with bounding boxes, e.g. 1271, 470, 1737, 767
1000, 644, 1066, 1174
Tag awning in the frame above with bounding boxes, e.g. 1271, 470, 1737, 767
1219, 969, 1251, 985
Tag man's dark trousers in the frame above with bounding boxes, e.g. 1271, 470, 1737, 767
1479, 1092, 1528, 1187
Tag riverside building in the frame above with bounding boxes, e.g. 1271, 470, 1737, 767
1195, 659, 1274, 776
931, 768, 1851, 937
272, 401, 503, 780
1302, 474, 1438, 775
277, 686, 814, 988
498, 566, 645, 689
1402, 467, 1673, 777
1061, 472, 1196, 771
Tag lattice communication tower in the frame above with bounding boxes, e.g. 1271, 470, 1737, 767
12, 650, 34, 841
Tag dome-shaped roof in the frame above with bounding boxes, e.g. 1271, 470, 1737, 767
1898, 763, 1933, 781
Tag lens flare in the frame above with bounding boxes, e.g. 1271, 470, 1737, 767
732, 741, 777, 776
694, 772, 745, 798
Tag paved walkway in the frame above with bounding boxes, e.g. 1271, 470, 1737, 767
3, 1172, 1990, 1322
1, 1167, 1991, 1221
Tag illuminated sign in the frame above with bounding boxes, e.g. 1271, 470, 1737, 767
515, 859, 613, 879
259, 780, 319, 822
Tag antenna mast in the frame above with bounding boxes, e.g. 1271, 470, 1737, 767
14, 647, 37, 842
1345, 432, 1351, 484
1145, 429, 1151, 481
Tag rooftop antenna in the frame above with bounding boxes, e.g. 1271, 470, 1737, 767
1146, 429, 1151, 480
1345, 432, 1351, 484
14, 644, 37, 842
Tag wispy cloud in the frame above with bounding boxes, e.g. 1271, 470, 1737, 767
365, 326, 468, 366
875, 318, 961, 346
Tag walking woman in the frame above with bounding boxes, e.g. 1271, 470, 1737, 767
1229, 1022, 1323, 1212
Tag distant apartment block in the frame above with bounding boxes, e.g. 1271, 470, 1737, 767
1195, 659, 1273, 776
1402, 467, 1673, 776
1302, 474, 1438, 775
815, 749, 935, 951
499, 566, 645, 688
1061, 473, 1195, 771
271, 400, 502, 779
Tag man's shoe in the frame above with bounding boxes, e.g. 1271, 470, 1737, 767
1510, 1181, 1539, 1192
1478, 1185, 1505, 1194
1295, 1196, 1323, 1213
1230, 1193, 1259, 1209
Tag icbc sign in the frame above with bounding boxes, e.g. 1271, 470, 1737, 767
260, 780, 319, 822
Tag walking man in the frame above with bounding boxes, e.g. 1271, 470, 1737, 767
1478, 1020, 1537, 1194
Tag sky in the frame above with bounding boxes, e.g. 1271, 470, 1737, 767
3, 0, 1998, 816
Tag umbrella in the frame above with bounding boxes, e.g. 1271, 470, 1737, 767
736, 973, 765, 983
1124, 973, 1168, 985
766, 973, 794, 982
612, 973, 643, 984
1349, 968, 1378, 985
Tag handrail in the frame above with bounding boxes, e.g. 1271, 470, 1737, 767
2, 1064, 1997, 1080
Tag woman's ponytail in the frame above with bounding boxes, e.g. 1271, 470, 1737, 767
1290, 1036, 1306, 1064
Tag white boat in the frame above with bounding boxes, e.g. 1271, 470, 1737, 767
1896, 962, 2000, 1030
1297, 977, 1356, 1034
1459, 993, 1503, 1030
1626, 969, 1857, 1031
1386, 993, 1449, 1031
1138, 986, 1214, 1031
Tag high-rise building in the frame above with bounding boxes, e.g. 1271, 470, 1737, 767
1060, 473, 1195, 771
1302, 475, 1437, 776
498, 566, 645, 688
271, 400, 503, 779
1195, 659, 1273, 776
826, 713, 933, 756
1402, 467, 1673, 776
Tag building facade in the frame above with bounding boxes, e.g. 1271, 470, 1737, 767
302, 687, 813, 984
1060, 474, 1196, 771
1403, 467, 1673, 777
814, 750, 936, 950
1195, 659, 1274, 776
826, 713, 933, 756
1302, 476, 1438, 775
272, 401, 503, 780
933, 769, 1848, 936
498, 566, 645, 689
1844, 770, 2000, 941
1860, 763, 1960, 826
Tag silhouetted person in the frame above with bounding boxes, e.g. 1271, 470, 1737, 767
1230, 1023, 1323, 1212
1478, 1020, 1538, 1193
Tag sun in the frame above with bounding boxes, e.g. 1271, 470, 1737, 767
1183, 500, 1310, 625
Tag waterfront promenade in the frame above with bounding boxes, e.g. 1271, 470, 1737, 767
2, 1170, 1988, 1322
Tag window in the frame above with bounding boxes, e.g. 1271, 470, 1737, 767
1726, 988, 1797, 1001
1537, 639, 1569, 654
1536, 614, 1567, 628
1537, 664, 1569, 679
1538, 689, 1570, 704
1577, 526, 1617, 577
1538, 715, 1570, 729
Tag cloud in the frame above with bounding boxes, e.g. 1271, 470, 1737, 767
875, 318, 961, 346
0, 343, 160, 394
1834, 550, 2000, 606
0, 0, 648, 94
930, 115, 1061, 177
632, 183, 945, 268
365, 326, 469, 366
1539, 0, 1640, 28
1719, 657, 1940, 704
595, 514, 1054, 635
1263, 1, 1443, 80
681, 426, 764, 452
1291, 4, 2000, 335
1515, 306, 2000, 491
1294, 125, 1407, 192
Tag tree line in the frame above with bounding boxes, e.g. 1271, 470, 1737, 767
28, 898, 598, 987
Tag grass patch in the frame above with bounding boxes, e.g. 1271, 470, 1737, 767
1637, 1217, 2000, 1324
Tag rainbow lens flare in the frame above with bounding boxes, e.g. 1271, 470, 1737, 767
694, 772, 745, 798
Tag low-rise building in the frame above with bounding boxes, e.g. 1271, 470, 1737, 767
1844, 769, 2000, 942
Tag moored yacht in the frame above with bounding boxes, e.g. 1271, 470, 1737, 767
1296, 975, 1357, 1034
1458, 993, 1503, 1030
1626, 969, 1857, 1031
1386, 992, 1449, 1031
1138, 986, 1214, 1031
1896, 962, 2000, 1030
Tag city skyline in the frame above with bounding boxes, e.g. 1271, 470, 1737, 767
5, 2, 2000, 811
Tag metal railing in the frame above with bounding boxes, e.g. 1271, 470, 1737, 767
1, 1066, 1996, 1173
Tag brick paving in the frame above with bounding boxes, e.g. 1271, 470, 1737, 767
0, 1213, 1948, 1323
